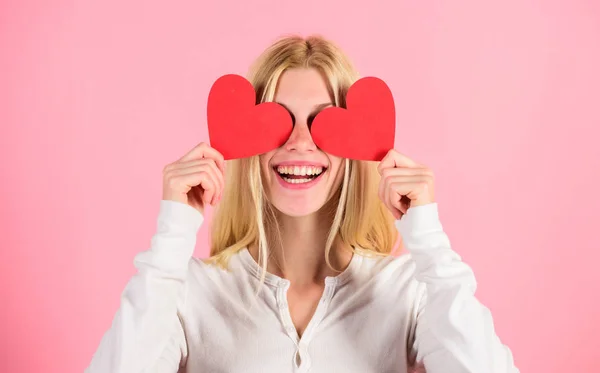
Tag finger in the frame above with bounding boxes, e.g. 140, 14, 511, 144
203, 160, 224, 205
384, 175, 427, 214
388, 181, 427, 213
379, 172, 427, 207
381, 167, 433, 179
196, 162, 221, 205
208, 160, 225, 204
204, 158, 225, 203
190, 183, 204, 208
380, 168, 431, 198
179, 142, 226, 175
174, 170, 215, 205
172, 159, 224, 205
387, 181, 406, 215
379, 175, 401, 219
377, 149, 420, 175
177, 163, 219, 205
196, 173, 215, 206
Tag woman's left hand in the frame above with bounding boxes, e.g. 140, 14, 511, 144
377, 149, 436, 220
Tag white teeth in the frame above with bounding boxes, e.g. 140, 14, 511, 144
282, 177, 313, 184
276, 165, 324, 176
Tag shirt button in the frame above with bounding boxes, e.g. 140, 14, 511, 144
286, 326, 295, 334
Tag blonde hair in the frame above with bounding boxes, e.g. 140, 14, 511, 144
206, 35, 400, 286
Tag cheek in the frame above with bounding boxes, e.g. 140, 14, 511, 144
329, 159, 345, 186
259, 153, 275, 180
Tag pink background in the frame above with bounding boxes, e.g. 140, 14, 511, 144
1, 0, 599, 372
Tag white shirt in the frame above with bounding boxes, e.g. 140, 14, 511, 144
85, 200, 519, 373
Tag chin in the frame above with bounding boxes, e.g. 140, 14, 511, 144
270, 198, 326, 217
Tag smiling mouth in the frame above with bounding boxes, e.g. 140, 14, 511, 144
273, 165, 327, 184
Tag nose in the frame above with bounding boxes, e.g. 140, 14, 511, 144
284, 119, 317, 153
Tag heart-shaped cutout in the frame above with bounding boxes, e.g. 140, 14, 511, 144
207, 74, 293, 160
311, 77, 395, 161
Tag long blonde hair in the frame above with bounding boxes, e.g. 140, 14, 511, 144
206, 35, 400, 284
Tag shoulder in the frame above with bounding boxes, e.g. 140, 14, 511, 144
176, 252, 258, 336
352, 251, 427, 304
176, 251, 257, 323
355, 250, 416, 282
184, 252, 250, 291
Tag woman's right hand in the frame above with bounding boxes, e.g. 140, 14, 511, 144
162, 142, 225, 214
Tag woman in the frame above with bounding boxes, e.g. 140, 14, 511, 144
86, 35, 519, 373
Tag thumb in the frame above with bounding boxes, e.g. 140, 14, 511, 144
377, 149, 420, 175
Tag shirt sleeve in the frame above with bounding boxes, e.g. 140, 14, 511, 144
395, 203, 520, 373
85, 200, 204, 373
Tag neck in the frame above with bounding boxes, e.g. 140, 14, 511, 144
248, 208, 353, 287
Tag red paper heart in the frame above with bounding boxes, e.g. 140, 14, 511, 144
207, 74, 293, 160
311, 77, 395, 161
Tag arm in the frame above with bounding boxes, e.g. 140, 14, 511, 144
85, 200, 203, 373
396, 203, 519, 373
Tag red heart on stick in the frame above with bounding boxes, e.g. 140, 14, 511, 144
207, 74, 293, 160
311, 77, 395, 161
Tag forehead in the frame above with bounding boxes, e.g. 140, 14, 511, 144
274, 68, 332, 106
